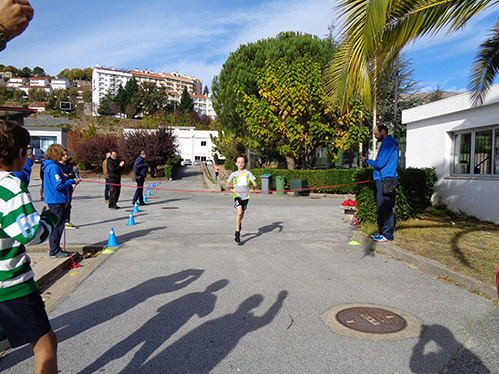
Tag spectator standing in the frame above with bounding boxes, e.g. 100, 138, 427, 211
0, 120, 59, 374
107, 150, 124, 210
132, 150, 147, 206
360, 124, 399, 242
59, 149, 76, 229
42, 144, 79, 258
102, 152, 111, 204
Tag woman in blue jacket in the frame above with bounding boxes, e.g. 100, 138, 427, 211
42, 144, 79, 258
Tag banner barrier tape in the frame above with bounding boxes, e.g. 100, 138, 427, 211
79, 179, 373, 194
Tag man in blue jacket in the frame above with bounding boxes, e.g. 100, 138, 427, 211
132, 151, 147, 206
360, 125, 399, 242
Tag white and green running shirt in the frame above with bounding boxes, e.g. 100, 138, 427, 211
0, 172, 57, 302
227, 170, 256, 200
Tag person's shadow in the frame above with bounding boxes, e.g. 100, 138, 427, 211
78, 279, 229, 374
240, 221, 284, 245
410, 324, 490, 373
136, 290, 288, 374
0, 269, 203, 371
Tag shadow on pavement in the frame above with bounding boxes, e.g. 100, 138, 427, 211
410, 324, 490, 373
78, 279, 230, 374
0, 269, 204, 371
135, 290, 287, 373
240, 221, 284, 245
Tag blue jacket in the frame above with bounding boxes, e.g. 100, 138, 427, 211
366, 135, 399, 182
134, 156, 147, 180
13, 157, 34, 187
41, 160, 75, 204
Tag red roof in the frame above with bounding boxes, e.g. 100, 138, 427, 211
0, 106, 37, 113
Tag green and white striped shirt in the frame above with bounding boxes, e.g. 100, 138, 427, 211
0, 171, 57, 302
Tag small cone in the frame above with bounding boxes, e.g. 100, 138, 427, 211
127, 212, 136, 226
147, 189, 151, 196
158, 180, 161, 185
143, 194, 148, 203
153, 183, 156, 187
102, 248, 115, 254
165, 178, 168, 183
133, 202, 140, 213
105, 227, 120, 247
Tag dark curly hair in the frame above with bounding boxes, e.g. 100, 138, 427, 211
0, 120, 30, 167
233, 153, 247, 164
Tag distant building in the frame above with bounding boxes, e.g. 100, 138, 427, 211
29, 77, 50, 87
91, 66, 132, 115
123, 126, 220, 163
92, 65, 207, 116
51, 77, 71, 91
28, 102, 47, 112
6, 77, 27, 88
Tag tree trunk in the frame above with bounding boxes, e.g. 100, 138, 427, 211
286, 155, 295, 170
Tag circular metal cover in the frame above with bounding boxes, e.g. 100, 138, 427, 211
335, 306, 407, 334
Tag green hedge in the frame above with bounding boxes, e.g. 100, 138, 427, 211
164, 155, 182, 179
353, 167, 436, 222
251, 166, 436, 222
250, 168, 359, 194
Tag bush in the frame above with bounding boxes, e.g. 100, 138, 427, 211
353, 167, 436, 223
164, 154, 182, 179
250, 168, 358, 194
74, 134, 120, 169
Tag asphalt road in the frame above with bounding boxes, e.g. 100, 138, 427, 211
1, 166, 498, 373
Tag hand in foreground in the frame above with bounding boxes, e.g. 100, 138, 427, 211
0, 0, 34, 41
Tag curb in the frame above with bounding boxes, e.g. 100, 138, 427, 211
352, 232, 497, 300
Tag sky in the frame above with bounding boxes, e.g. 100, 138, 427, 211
1, 0, 498, 94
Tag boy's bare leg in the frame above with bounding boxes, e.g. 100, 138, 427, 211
236, 208, 244, 231
30, 329, 58, 374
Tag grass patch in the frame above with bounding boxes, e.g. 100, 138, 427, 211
359, 206, 499, 288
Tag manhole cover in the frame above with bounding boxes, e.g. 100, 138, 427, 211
161, 207, 179, 209
335, 306, 406, 334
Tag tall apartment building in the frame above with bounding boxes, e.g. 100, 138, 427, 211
92, 65, 205, 116
91, 66, 132, 115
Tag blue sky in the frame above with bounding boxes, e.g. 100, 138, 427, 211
1, 0, 498, 93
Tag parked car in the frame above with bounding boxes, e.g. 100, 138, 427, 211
205, 160, 213, 165
182, 159, 192, 166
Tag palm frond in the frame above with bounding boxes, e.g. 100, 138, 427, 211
469, 25, 499, 105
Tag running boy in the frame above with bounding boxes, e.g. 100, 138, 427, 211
226, 154, 257, 244
0, 120, 59, 374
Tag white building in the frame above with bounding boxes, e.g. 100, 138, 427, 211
92, 65, 207, 116
192, 94, 216, 119
92, 66, 132, 115
172, 127, 219, 162
28, 77, 50, 87
6, 77, 27, 88
123, 126, 220, 163
51, 77, 71, 91
402, 85, 499, 223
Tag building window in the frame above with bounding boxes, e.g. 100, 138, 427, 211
201, 141, 206, 146
453, 127, 498, 175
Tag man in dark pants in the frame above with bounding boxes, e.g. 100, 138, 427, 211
360, 124, 399, 242
132, 150, 147, 206
107, 150, 124, 209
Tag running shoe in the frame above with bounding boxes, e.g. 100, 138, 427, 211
65, 222, 77, 229
370, 233, 381, 239
373, 235, 392, 242
235, 231, 241, 244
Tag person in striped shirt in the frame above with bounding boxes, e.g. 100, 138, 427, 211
0, 120, 59, 374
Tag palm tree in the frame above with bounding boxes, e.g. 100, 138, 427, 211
325, 0, 497, 112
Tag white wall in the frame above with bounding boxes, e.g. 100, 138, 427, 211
402, 86, 499, 223
123, 127, 220, 162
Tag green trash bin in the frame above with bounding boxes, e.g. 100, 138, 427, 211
290, 179, 309, 197
275, 175, 285, 195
